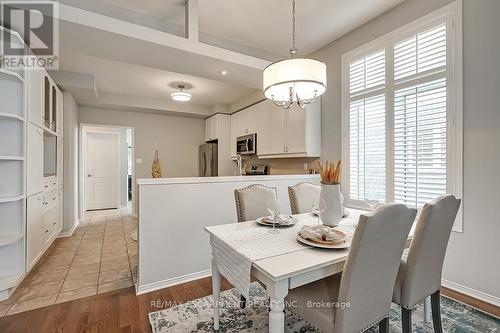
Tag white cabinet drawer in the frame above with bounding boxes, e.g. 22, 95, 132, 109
43, 206, 58, 246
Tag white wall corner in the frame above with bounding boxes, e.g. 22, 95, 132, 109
58, 219, 80, 238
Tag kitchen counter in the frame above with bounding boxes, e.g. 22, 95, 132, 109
137, 174, 319, 185
136, 174, 320, 294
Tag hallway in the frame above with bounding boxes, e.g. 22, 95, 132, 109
0, 208, 138, 316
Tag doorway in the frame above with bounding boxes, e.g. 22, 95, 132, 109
81, 125, 135, 214
85, 130, 120, 210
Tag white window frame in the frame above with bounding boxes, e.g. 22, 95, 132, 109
341, 1, 463, 232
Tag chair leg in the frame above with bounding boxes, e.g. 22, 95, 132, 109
401, 307, 412, 333
379, 317, 389, 333
431, 291, 443, 333
240, 295, 246, 309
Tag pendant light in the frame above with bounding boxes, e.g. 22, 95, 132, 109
263, 0, 327, 109
171, 84, 192, 102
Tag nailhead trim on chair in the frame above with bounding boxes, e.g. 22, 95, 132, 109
234, 184, 276, 222
360, 314, 390, 332
394, 288, 439, 310
288, 182, 321, 215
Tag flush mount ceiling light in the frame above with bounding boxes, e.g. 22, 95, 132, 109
171, 84, 192, 102
263, 0, 327, 109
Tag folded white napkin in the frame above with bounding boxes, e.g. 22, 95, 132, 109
300, 225, 345, 243
262, 215, 293, 225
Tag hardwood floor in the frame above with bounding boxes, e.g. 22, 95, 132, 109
0, 277, 232, 333
1, 277, 497, 332
441, 286, 500, 318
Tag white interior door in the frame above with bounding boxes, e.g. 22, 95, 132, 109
85, 132, 120, 210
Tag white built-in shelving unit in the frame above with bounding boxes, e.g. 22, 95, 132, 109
0, 27, 27, 296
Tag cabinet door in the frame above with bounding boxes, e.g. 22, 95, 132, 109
205, 116, 219, 141
205, 117, 212, 142
51, 85, 57, 132
241, 105, 258, 135
27, 67, 43, 127
265, 105, 288, 155
43, 75, 51, 130
27, 193, 44, 270
56, 88, 63, 136
230, 112, 244, 157
286, 104, 306, 154
27, 123, 44, 195
57, 138, 63, 186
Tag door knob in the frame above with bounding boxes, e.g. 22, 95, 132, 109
87, 174, 92, 177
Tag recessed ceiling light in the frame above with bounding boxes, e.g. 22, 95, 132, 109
220, 70, 228, 76
171, 84, 192, 102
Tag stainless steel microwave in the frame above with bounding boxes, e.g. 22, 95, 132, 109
236, 133, 257, 155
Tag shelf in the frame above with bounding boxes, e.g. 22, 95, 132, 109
0, 195, 25, 204
0, 113, 24, 121
0, 69, 24, 82
0, 234, 24, 247
0, 156, 24, 161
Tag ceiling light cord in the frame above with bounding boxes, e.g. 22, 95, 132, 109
290, 0, 297, 57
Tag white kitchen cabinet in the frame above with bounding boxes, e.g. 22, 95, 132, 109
258, 105, 287, 156
27, 65, 43, 128
27, 123, 44, 196
230, 101, 267, 158
27, 193, 44, 270
286, 104, 307, 154
205, 114, 228, 142
230, 111, 243, 158
258, 99, 321, 158
42, 189, 59, 249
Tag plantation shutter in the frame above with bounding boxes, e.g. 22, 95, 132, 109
393, 23, 448, 208
348, 50, 386, 202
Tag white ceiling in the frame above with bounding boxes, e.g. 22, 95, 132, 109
60, 53, 254, 106
54, 0, 406, 115
67, 0, 406, 57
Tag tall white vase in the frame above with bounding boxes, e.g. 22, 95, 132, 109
319, 184, 343, 227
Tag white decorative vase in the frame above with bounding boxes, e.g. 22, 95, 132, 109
319, 183, 343, 227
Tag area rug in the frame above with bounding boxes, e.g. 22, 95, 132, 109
149, 283, 499, 332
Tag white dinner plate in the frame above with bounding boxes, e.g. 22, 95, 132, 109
296, 233, 351, 249
256, 216, 296, 227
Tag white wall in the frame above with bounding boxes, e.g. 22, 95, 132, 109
311, 0, 500, 302
78, 107, 206, 212
62, 91, 79, 233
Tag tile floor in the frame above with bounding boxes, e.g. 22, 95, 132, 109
0, 208, 138, 316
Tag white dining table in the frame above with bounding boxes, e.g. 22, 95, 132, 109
205, 210, 427, 333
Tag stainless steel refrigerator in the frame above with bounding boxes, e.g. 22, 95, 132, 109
199, 143, 218, 177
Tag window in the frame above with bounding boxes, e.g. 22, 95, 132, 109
341, 3, 462, 230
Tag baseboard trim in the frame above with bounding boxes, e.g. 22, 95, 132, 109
58, 219, 80, 238
442, 279, 500, 316
136, 270, 211, 295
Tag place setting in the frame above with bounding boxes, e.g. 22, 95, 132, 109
255, 194, 296, 233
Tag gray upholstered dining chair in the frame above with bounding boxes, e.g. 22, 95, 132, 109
234, 184, 277, 222
234, 184, 277, 308
392, 195, 461, 333
285, 203, 417, 333
288, 182, 321, 214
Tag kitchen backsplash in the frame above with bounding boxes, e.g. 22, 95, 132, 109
243, 157, 320, 175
